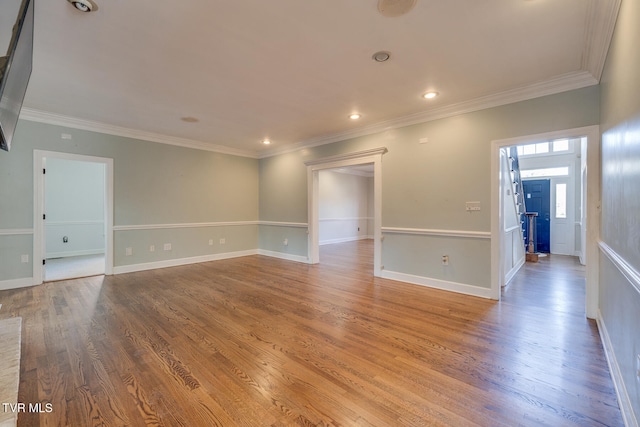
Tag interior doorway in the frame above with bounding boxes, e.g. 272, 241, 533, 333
491, 126, 600, 318
33, 150, 114, 284
318, 165, 374, 244
317, 165, 375, 272
305, 148, 386, 277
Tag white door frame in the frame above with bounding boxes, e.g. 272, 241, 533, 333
305, 147, 387, 277
491, 126, 600, 318
33, 150, 114, 284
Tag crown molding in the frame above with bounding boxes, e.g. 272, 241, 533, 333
582, 0, 622, 81
20, 69, 598, 161
260, 70, 598, 158
304, 147, 388, 167
19, 108, 260, 159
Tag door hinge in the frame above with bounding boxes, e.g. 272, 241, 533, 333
43, 168, 46, 174
43, 214, 46, 220
42, 259, 46, 265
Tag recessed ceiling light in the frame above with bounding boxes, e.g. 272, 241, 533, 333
262, 139, 271, 145
423, 91, 439, 99
349, 113, 362, 120
372, 51, 391, 62
378, 0, 417, 17
67, 0, 98, 12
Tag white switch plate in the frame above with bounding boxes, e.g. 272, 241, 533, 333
219, 238, 226, 244
126, 247, 133, 256
149, 245, 155, 252
209, 239, 214, 246
163, 243, 172, 251
466, 201, 481, 211
21, 254, 29, 263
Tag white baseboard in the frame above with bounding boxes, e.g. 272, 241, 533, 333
380, 270, 494, 299
596, 310, 639, 427
2, 250, 309, 285
504, 256, 525, 286
46, 249, 105, 259
257, 249, 309, 264
319, 236, 371, 246
0, 278, 35, 291
112, 250, 258, 275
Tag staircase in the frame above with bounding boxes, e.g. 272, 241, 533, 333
508, 147, 527, 247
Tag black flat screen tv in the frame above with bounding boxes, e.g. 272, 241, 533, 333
0, 0, 34, 152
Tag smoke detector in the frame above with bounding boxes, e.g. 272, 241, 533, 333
377, 0, 417, 17
67, 0, 98, 12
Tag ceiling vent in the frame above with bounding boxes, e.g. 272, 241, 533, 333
377, 0, 417, 17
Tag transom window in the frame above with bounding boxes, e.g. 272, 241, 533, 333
517, 139, 571, 157
521, 166, 569, 179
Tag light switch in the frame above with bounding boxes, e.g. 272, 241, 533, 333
465, 201, 481, 211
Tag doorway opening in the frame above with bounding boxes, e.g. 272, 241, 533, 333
317, 165, 375, 272
491, 126, 600, 318
305, 148, 386, 277
33, 151, 114, 284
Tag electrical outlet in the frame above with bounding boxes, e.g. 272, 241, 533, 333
442, 255, 449, 265
126, 247, 133, 256
219, 238, 226, 245
149, 245, 155, 252
283, 238, 288, 246
209, 239, 214, 246
21, 254, 29, 263
163, 243, 172, 251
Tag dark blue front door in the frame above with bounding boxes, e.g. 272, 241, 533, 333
522, 179, 550, 253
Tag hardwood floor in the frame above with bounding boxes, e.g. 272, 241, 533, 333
45, 254, 105, 282
0, 241, 623, 426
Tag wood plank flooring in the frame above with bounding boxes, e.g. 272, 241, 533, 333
0, 241, 623, 426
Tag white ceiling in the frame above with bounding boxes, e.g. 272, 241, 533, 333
21, 0, 619, 158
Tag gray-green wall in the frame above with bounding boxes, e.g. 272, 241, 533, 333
45, 157, 106, 258
2, 87, 600, 294
259, 86, 599, 291
599, 0, 640, 422
0, 121, 259, 284
319, 170, 373, 244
